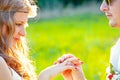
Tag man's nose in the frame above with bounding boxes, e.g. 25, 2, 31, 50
100, 1, 109, 12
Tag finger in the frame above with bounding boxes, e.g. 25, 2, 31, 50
57, 55, 68, 64
58, 57, 63, 63
65, 61, 74, 66
54, 57, 63, 64
60, 65, 76, 73
54, 64, 76, 74
60, 55, 67, 63
62, 58, 78, 65
63, 58, 83, 66
74, 66, 82, 70
57, 54, 76, 64
72, 60, 83, 66
56, 57, 83, 66
54, 56, 68, 65
64, 54, 75, 58
54, 54, 82, 65
54, 61, 57, 65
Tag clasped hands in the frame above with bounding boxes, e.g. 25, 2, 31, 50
38, 54, 86, 80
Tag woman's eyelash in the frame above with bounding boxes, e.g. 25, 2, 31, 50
15, 23, 22, 26
15, 22, 28, 27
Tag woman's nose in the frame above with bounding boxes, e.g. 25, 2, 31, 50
19, 28, 26, 37
100, 1, 109, 12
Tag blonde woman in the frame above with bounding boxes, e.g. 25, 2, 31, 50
0, 0, 86, 80
100, 0, 120, 80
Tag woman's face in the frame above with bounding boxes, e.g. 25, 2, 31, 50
100, 0, 120, 28
13, 12, 28, 47
2, 12, 28, 47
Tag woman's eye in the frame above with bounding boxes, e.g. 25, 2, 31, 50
15, 23, 22, 27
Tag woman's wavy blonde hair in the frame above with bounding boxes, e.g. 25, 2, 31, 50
0, 0, 37, 80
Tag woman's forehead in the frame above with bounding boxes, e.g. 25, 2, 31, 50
14, 12, 28, 23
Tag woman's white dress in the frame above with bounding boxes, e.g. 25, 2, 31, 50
10, 68, 22, 80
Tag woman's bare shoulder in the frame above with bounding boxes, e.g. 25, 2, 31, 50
0, 56, 12, 80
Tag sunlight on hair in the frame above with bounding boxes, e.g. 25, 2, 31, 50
28, 5, 37, 18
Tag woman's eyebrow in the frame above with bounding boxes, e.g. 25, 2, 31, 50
15, 21, 27, 24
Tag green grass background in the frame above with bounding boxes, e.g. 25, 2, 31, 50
27, 13, 120, 80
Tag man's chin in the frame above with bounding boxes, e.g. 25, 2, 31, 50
109, 21, 117, 28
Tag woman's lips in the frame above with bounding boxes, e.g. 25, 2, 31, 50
14, 37, 20, 41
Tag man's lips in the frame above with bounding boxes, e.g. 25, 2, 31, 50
106, 14, 112, 19
106, 14, 112, 16
106, 13, 112, 18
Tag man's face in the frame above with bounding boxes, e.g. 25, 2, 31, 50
100, 0, 120, 28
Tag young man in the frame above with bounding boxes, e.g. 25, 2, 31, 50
100, 0, 120, 79
57, 0, 120, 80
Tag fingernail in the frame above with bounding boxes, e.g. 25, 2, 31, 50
75, 67, 78, 70
77, 58, 80, 60
54, 62, 57, 65
80, 61, 84, 64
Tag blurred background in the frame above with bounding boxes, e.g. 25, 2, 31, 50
27, 0, 120, 80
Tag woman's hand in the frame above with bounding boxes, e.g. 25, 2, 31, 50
38, 57, 77, 80
71, 66, 86, 80
55, 54, 86, 80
